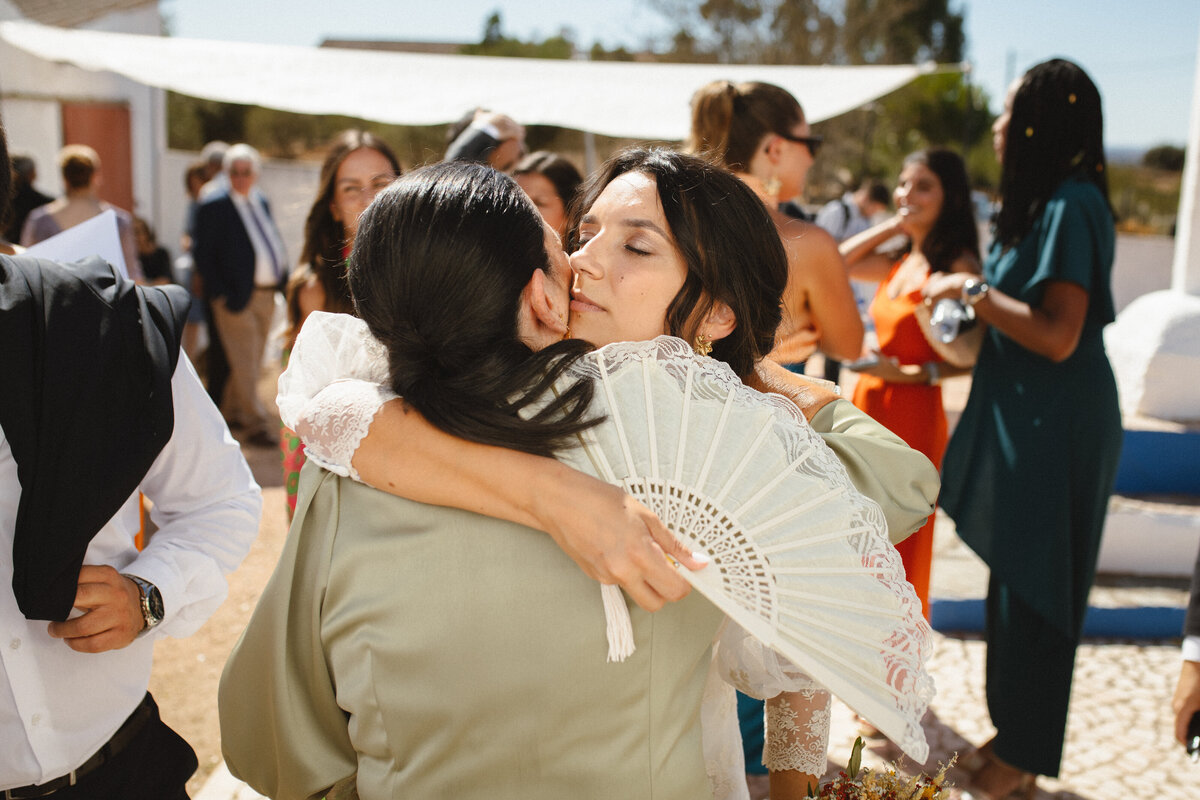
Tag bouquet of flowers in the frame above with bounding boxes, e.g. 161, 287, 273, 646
813, 738, 956, 800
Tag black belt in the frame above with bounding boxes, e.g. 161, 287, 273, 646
3, 694, 156, 799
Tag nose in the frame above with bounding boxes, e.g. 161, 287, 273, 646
568, 244, 601, 278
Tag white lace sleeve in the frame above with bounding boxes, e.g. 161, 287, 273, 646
714, 620, 831, 777
277, 311, 396, 481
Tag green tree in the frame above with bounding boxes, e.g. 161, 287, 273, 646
653, 0, 965, 65
459, 11, 575, 59
1143, 145, 1186, 172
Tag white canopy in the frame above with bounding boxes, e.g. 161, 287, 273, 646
0, 19, 942, 139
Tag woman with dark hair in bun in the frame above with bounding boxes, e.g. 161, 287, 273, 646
251, 149, 939, 799
924, 58, 1122, 799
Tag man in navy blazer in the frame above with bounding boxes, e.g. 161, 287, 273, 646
192, 144, 288, 447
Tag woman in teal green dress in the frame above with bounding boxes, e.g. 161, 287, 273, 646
924, 59, 1122, 799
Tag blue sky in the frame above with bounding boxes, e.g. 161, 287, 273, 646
164, 0, 1200, 149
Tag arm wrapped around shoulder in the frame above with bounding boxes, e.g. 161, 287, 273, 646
809, 399, 939, 544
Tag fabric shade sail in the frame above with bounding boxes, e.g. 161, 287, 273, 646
0, 19, 946, 139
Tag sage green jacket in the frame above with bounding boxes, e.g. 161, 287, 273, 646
220, 464, 725, 800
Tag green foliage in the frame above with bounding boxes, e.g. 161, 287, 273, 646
1142, 144, 1186, 172
459, 11, 574, 59
651, 0, 965, 65
1108, 162, 1182, 234
167, 92, 248, 150
805, 71, 997, 201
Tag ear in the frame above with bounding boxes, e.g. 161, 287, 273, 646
329, 201, 342, 224
702, 301, 737, 343
761, 134, 785, 166
526, 268, 569, 337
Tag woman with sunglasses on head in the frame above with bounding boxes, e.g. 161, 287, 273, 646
279, 130, 400, 518
685, 80, 864, 372
923, 59, 1122, 799
838, 148, 981, 623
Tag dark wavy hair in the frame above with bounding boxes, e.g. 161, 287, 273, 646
568, 148, 788, 379
903, 148, 979, 273
513, 151, 583, 212
348, 162, 597, 457
685, 80, 805, 172
995, 58, 1112, 247
288, 130, 402, 335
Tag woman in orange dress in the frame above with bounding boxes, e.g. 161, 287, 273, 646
841, 149, 980, 619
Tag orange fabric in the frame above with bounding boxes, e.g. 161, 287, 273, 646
851, 260, 947, 621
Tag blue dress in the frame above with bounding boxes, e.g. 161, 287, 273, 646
939, 177, 1123, 776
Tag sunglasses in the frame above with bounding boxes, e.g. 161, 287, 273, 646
778, 132, 824, 158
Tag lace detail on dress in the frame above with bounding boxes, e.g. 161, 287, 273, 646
296, 380, 395, 481
764, 689, 832, 776
277, 312, 395, 481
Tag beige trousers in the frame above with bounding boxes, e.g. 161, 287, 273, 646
210, 289, 276, 434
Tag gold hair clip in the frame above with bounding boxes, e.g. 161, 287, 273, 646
1068, 93, 1077, 104
1025, 127, 1034, 138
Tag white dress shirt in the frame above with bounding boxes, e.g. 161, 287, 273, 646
0, 354, 261, 790
230, 190, 287, 288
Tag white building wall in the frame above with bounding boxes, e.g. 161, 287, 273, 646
0, 4, 163, 221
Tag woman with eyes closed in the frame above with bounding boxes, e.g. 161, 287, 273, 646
280, 148, 939, 799
279, 130, 401, 518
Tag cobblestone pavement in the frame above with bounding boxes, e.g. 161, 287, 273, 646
820, 634, 1190, 800
810, 511, 1195, 800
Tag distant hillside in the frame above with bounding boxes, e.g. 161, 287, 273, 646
1108, 146, 1149, 166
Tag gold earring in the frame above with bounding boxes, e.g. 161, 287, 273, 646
763, 174, 782, 200
693, 332, 713, 357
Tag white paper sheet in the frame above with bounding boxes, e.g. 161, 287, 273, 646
23, 209, 129, 278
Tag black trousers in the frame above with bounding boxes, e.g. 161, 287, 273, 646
49, 693, 197, 800
986, 579, 1079, 778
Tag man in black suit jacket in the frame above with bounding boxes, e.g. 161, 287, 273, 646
192, 144, 287, 447
1174, 548, 1200, 748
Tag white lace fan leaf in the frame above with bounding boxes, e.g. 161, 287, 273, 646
559, 337, 934, 763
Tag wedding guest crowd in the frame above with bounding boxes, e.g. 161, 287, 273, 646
0, 44, 1145, 800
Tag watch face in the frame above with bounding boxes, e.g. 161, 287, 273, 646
146, 585, 165, 623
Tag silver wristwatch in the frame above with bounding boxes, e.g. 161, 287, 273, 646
123, 574, 164, 632
962, 277, 991, 306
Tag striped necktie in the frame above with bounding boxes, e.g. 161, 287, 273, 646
246, 198, 284, 281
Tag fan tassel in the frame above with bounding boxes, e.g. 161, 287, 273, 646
601, 584, 635, 662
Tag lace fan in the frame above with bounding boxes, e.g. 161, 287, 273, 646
556, 337, 934, 763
